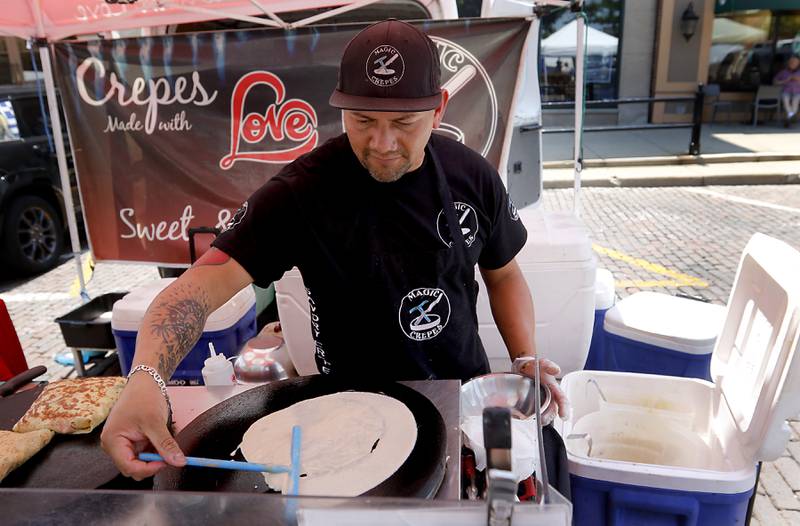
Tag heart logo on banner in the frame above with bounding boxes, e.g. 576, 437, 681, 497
219, 71, 319, 170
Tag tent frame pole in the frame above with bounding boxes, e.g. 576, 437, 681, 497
289, 0, 380, 28
39, 44, 88, 301
573, 12, 585, 217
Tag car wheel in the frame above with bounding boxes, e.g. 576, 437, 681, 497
2, 195, 65, 275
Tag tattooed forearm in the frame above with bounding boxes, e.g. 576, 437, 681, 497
148, 284, 210, 377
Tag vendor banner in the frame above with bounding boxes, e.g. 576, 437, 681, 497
53, 18, 531, 264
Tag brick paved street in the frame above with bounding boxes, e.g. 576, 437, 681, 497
2, 183, 800, 522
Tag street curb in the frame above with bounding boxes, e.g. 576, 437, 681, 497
543, 172, 800, 189
543, 153, 800, 170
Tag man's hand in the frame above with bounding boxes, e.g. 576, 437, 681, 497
514, 357, 570, 420
101, 374, 186, 480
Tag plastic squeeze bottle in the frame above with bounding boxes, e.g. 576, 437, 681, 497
201, 342, 236, 386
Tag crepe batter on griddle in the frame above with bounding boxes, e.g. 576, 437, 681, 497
240, 391, 417, 496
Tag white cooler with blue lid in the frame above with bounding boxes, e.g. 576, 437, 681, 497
112, 278, 257, 384
601, 291, 726, 380
558, 233, 800, 526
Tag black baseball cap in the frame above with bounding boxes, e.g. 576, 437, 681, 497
329, 19, 442, 112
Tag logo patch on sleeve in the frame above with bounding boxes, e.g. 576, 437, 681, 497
223, 201, 249, 232
508, 196, 519, 221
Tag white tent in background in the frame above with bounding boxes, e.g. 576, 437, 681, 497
541, 19, 617, 56
712, 18, 768, 44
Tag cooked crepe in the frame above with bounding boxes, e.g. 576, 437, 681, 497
241, 391, 417, 497
0, 429, 55, 482
13, 377, 126, 435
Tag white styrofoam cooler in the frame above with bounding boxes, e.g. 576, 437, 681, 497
276, 208, 596, 378
558, 233, 800, 525
477, 208, 596, 375
594, 268, 615, 312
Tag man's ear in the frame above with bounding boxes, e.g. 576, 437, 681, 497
432, 90, 450, 129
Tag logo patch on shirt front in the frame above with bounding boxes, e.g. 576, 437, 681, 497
366, 45, 405, 87
399, 288, 451, 341
223, 201, 248, 232
437, 202, 478, 247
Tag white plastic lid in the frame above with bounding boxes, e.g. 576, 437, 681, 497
603, 291, 726, 355
711, 233, 800, 463
111, 278, 255, 332
517, 208, 594, 264
595, 268, 616, 310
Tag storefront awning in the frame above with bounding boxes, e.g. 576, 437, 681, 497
716, 0, 800, 13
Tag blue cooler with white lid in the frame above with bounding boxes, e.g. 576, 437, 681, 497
558, 233, 800, 526
584, 268, 615, 371
112, 278, 256, 384
602, 291, 726, 380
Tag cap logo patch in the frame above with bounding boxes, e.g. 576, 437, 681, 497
366, 45, 405, 87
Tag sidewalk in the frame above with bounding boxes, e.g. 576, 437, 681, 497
542, 124, 800, 188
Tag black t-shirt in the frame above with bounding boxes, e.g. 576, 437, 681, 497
213, 133, 526, 379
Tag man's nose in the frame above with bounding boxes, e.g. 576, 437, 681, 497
369, 123, 398, 153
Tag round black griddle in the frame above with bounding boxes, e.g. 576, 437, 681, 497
155, 376, 447, 498
0, 426, 119, 489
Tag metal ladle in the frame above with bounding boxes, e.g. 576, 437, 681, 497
512, 356, 550, 505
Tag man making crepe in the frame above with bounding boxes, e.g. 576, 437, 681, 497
102, 19, 570, 481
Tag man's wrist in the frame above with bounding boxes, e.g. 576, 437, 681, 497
127, 365, 173, 426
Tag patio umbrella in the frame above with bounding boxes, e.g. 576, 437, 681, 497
712, 17, 768, 45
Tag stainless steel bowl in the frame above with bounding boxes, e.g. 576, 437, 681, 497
233, 325, 297, 383
461, 373, 553, 423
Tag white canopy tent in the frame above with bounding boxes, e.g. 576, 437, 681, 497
0, 1, 456, 40
541, 18, 617, 56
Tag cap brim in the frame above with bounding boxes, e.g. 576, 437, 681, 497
329, 90, 442, 112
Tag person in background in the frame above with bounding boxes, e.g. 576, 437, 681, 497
774, 55, 800, 127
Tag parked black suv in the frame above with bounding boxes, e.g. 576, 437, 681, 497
0, 84, 78, 275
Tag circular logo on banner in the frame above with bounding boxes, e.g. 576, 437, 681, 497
224, 201, 248, 232
437, 202, 478, 247
399, 288, 451, 341
508, 196, 520, 221
430, 37, 498, 158
366, 45, 405, 87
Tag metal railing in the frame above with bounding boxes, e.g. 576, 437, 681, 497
525, 84, 705, 156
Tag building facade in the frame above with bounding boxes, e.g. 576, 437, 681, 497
538, 0, 800, 125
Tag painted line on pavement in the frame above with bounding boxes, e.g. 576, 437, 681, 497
0, 292, 73, 302
592, 243, 709, 288
685, 188, 800, 215
69, 255, 95, 297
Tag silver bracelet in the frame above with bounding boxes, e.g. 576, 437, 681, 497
127, 365, 174, 426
